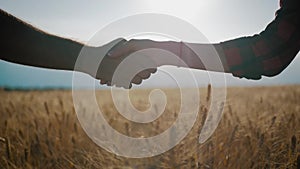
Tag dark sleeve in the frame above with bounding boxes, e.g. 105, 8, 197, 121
220, 1, 300, 79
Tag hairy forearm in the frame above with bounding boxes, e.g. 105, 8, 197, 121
0, 9, 84, 71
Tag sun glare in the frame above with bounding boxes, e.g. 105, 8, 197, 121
143, 0, 213, 20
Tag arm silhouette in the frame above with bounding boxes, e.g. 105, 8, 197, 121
108, 0, 300, 80
0, 9, 154, 88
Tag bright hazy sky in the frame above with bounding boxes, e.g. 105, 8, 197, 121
0, 0, 299, 88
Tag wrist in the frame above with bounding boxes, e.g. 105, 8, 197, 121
214, 44, 230, 72
152, 41, 182, 57
75, 46, 99, 77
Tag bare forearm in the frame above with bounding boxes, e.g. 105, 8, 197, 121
151, 40, 229, 72
0, 9, 84, 71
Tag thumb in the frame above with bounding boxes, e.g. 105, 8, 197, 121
105, 38, 128, 58
102, 38, 126, 49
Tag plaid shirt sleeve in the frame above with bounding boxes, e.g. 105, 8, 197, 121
220, 0, 300, 79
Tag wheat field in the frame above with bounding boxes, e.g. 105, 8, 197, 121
0, 86, 299, 169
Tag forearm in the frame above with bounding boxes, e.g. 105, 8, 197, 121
218, 3, 300, 79
151, 40, 230, 72
0, 9, 84, 71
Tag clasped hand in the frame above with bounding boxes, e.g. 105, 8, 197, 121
85, 38, 158, 89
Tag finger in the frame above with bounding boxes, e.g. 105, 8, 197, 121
108, 41, 138, 59
104, 38, 126, 50
131, 75, 143, 85
107, 40, 131, 58
106, 38, 127, 57
138, 70, 151, 79
146, 68, 157, 74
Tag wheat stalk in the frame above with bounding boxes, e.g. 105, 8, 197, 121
291, 135, 296, 155
24, 148, 29, 162
297, 155, 300, 169
5, 137, 12, 160
44, 102, 50, 116
0, 137, 5, 143
206, 84, 211, 102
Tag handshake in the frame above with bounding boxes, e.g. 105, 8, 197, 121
95, 38, 158, 89
83, 38, 206, 89
2, 8, 292, 90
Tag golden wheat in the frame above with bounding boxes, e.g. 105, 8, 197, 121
0, 86, 299, 168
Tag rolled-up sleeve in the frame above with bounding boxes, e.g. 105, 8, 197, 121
220, 0, 300, 79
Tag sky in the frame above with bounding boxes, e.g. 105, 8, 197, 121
0, 0, 299, 89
